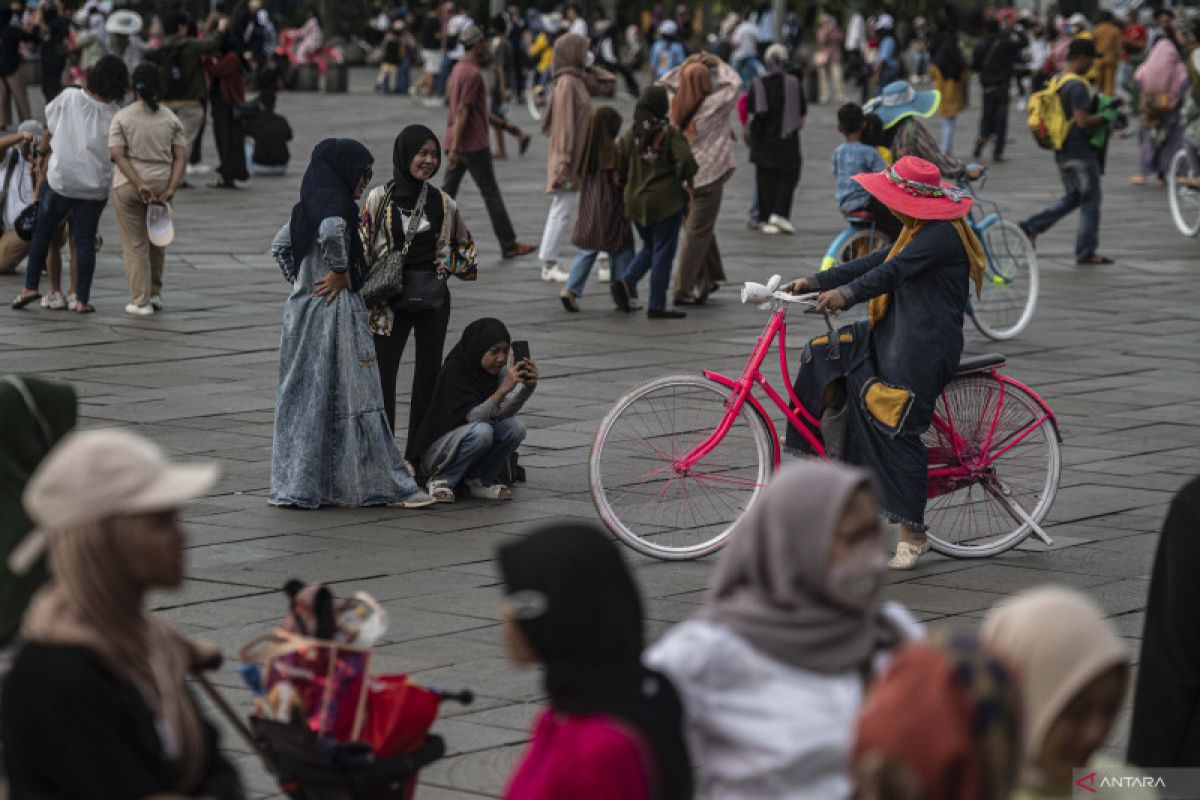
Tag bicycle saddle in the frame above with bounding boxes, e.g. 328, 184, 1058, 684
844, 210, 874, 223
955, 353, 1006, 375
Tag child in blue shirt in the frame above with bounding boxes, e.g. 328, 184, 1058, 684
832, 103, 887, 216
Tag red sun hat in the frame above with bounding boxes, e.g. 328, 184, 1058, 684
853, 156, 974, 221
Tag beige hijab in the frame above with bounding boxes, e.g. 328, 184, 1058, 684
22, 520, 209, 791
702, 460, 902, 673
981, 587, 1129, 786
541, 33, 612, 192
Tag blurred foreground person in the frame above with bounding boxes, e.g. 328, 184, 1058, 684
2, 429, 244, 799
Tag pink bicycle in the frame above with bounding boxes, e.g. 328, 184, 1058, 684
589, 275, 1062, 561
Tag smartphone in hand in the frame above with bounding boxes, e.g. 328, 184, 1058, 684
511, 340, 530, 365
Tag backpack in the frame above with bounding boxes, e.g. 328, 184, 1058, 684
1027, 73, 1083, 150
145, 43, 189, 101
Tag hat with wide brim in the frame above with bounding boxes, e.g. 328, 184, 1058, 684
10, 429, 219, 575
146, 202, 174, 246
865, 81, 941, 129
853, 155, 973, 221
106, 9, 143, 36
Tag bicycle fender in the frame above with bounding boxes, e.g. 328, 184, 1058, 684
702, 371, 781, 469
997, 374, 1062, 443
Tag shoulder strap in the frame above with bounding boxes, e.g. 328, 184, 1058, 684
0, 153, 20, 213
381, 182, 428, 263
0, 375, 53, 449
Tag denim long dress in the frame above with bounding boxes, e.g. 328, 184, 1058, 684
786, 221, 970, 531
269, 217, 423, 508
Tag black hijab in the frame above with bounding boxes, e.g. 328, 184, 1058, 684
497, 524, 693, 800
412, 318, 510, 459
633, 85, 671, 155
390, 124, 441, 206
289, 138, 372, 285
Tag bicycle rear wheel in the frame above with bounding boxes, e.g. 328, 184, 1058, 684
924, 374, 1060, 558
971, 219, 1039, 341
1168, 148, 1200, 237
590, 375, 774, 560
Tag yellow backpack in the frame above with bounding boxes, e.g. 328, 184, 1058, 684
1028, 73, 1085, 150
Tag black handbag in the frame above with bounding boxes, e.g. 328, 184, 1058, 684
361, 183, 427, 309
391, 267, 446, 312
14, 203, 36, 241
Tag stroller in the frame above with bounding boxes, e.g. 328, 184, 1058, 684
195, 581, 472, 800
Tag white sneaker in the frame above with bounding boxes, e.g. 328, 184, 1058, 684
768, 214, 796, 234
125, 303, 155, 316
185, 163, 211, 176
761, 223, 782, 235
42, 291, 66, 310
422, 97, 444, 108
149, 294, 163, 310
541, 263, 569, 282
66, 292, 77, 311
597, 262, 611, 283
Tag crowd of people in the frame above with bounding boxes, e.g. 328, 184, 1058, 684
2, 411, 1197, 797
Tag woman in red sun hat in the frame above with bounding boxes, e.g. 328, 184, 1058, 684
786, 155, 984, 571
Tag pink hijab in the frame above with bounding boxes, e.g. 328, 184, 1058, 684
1135, 39, 1188, 96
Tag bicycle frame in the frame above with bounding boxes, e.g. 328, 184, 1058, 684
677, 306, 1059, 503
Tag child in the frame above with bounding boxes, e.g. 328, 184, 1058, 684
413, 318, 537, 503
243, 92, 293, 177
560, 107, 637, 312
833, 104, 901, 239
611, 86, 698, 320
832, 103, 886, 216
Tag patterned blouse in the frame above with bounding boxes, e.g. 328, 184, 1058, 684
658, 60, 742, 189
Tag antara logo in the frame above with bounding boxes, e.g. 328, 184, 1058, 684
1075, 772, 1097, 794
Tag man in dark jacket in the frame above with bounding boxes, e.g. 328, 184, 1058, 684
972, 18, 1025, 162
153, 12, 226, 166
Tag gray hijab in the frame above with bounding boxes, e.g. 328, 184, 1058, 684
701, 460, 900, 673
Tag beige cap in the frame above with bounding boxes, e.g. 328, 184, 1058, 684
459, 24, 484, 48
10, 429, 219, 575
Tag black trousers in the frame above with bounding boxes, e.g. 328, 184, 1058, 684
40, 59, 63, 103
979, 87, 1010, 157
190, 98, 207, 165
211, 95, 248, 182
441, 148, 516, 252
373, 294, 452, 462
756, 164, 800, 222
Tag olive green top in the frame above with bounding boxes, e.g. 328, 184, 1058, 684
617, 124, 698, 227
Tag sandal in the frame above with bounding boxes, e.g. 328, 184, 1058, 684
888, 539, 931, 570
1130, 174, 1147, 186
11, 291, 40, 309
463, 479, 513, 500
1076, 254, 1114, 265
74, 302, 96, 314
610, 279, 631, 312
427, 477, 456, 503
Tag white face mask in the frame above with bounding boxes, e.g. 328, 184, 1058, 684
826, 540, 887, 610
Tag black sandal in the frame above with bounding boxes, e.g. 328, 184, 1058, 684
11, 292, 39, 309
610, 279, 631, 313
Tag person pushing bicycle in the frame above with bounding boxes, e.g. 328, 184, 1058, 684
787, 155, 985, 570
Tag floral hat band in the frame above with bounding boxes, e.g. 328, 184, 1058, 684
852, 156, 974, 221
884, 166, 971, 203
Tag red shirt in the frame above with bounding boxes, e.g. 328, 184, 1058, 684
446, 59, 490, 155
503, 711, 655, 800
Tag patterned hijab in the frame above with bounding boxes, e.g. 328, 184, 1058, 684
853, 631, 1023, 800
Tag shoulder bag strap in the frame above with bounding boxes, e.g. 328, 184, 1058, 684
0, 375, 54, 449
391, 182, 428, 267
0, 154, 19, 227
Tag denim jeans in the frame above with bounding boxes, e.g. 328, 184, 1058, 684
1023, 158, 1102, 260
24, 186, 106, 303
623, 211, 683, 313
441, 417, 526, 486
979, 87, 1009, 157
734, 56, 763, 86
940, 116, 957, 155
566, 247, 634, 297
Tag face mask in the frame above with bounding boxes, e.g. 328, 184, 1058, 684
826, 539, 887, 610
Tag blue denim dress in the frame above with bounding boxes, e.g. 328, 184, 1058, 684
269, 218, 422, 508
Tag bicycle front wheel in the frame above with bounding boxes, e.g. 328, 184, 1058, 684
971, 219, 1039, 341
590, 375, 775, 560
924, 374, 1061, 558
1168, 148, 1200, 237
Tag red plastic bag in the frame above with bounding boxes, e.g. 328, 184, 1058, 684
360, 675, 441, 759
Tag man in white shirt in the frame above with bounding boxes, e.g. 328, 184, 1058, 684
12, 55, 128, 313
565, 4, 587, 37
732, 17, 762, 85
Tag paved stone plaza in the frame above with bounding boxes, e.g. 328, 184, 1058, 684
2, 71, 1197, 797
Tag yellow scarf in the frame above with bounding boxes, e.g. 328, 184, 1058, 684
868, 218, 985, 327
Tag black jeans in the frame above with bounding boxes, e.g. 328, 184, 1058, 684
756, 164, 800, 222
441, 148, 516, 251
979, 86, 1010, 157
373, 294, 452, 462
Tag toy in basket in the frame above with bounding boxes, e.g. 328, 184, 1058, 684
232, 580, 473, 800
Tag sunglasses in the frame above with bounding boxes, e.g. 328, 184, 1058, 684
361, 167, 374, 185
